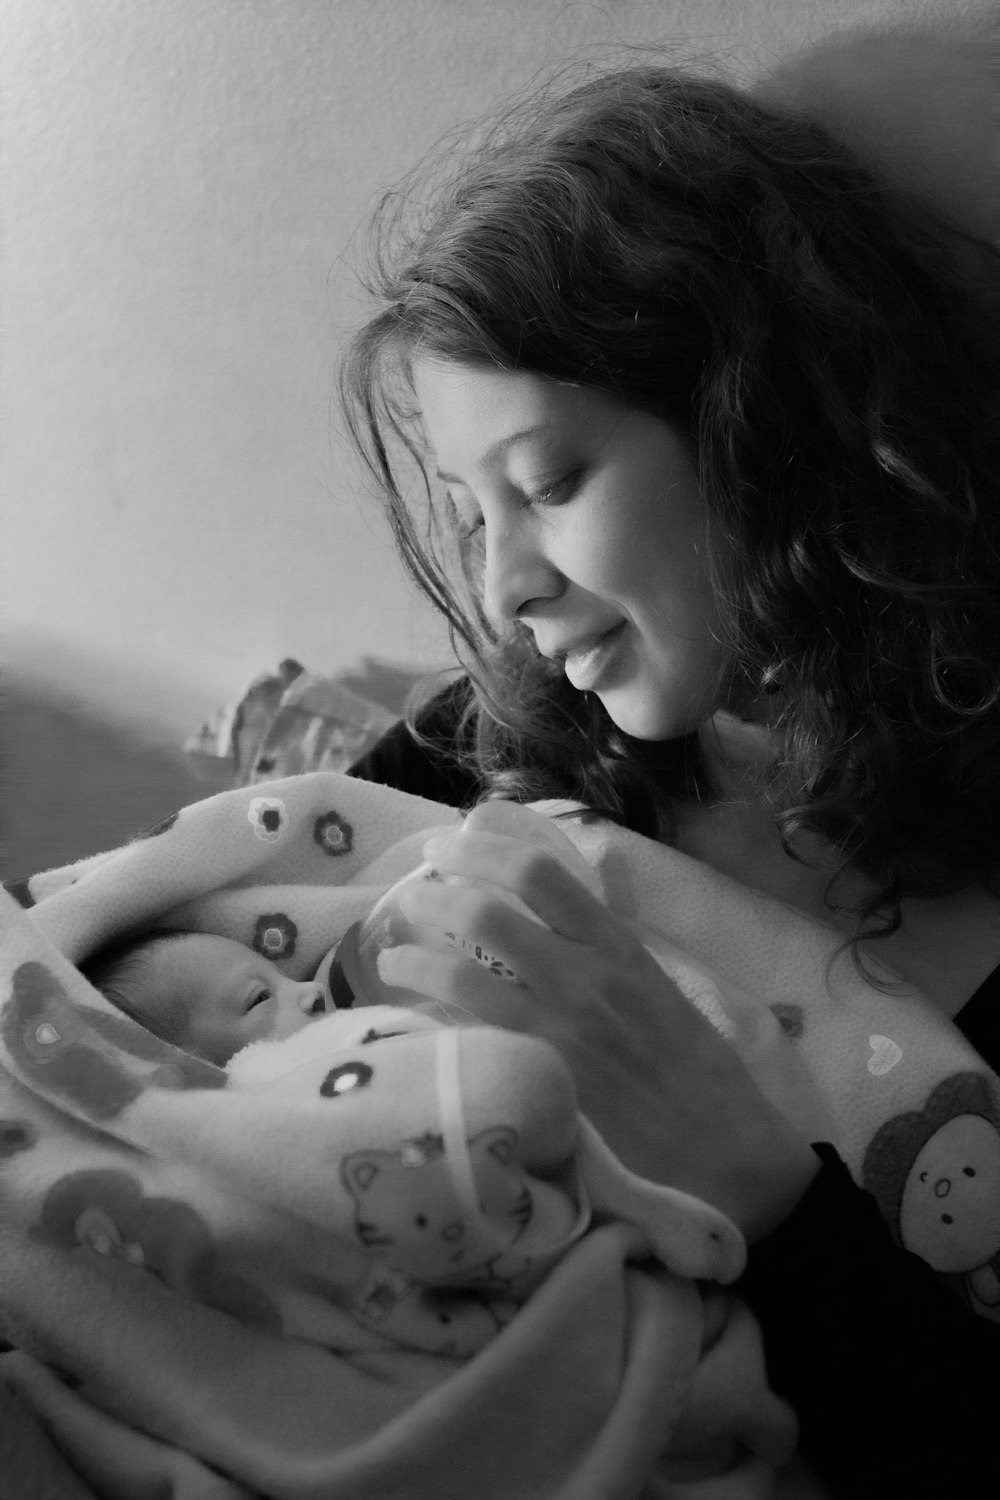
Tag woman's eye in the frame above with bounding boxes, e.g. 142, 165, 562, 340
523, 469, 580, 506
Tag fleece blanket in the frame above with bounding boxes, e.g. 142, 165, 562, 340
0, 773, 803, 1500
2, 771, 999, 1498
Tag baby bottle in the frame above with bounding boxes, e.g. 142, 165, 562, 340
329, 800, 602, 1010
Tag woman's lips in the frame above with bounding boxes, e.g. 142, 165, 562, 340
562, 622, 627, 691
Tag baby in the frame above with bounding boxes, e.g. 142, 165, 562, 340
82, 930, 327, 1065
79, 922, 746, 1360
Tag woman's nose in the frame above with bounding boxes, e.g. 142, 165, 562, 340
481, 520, 562, 628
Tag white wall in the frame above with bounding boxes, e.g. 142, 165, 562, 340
1, 0, 983, 739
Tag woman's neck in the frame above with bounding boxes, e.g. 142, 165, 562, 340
671, 711, 851, 914
673, 712, 1000, 1017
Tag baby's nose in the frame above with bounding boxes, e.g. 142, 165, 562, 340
297, 983, 326, 1017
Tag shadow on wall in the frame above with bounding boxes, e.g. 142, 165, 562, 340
2, 683, 223, 880
2, 656, 433, 880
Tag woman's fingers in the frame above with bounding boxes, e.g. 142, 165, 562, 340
421, 829, 629, 948
378, 889, 820, 1239
376, 942, 538, 1031
397, 851, 705, 1045
371, 822, 823, 1238
393, 867, 707, 1083
397, 870, 650, 1016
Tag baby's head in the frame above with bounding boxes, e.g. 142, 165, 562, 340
82, 931, 327, 1065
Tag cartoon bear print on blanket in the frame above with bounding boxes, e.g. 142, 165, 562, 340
863, 1072, 1000, 1318
31, 1166, 281, 1332
2, 961, 225, 1119
0, 963, 277, 1331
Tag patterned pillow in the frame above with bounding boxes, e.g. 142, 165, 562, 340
183, 658, 422, 785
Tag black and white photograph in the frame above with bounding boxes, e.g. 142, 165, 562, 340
2, 3, 999, 1495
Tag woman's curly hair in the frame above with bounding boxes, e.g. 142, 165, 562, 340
341, 64, 1000, 932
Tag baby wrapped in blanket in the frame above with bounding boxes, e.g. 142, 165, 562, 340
6, 769, 1000, 1498
0, 776, 804, 1500
79, 917, 748, 1359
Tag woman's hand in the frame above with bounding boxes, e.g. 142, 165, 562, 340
377, 827, 820, 1241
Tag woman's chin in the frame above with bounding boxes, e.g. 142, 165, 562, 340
596, 688, 703, 744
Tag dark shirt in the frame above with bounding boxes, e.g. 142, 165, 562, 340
351, 683, 1000, 1500
350, 677, 485, 810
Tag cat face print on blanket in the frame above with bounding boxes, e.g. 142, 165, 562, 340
225, 1002, 746, 1352
341, 1125, 534, 1289
229, 1007, 587, 1319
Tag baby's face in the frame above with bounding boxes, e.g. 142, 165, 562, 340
156, 934, 326, 1065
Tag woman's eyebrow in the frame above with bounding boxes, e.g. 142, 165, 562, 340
435, 424, 558, 484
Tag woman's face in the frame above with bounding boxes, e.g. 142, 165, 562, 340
411, 359, 730, 740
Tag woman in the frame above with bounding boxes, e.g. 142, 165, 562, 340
343, 60, 1000, 1497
